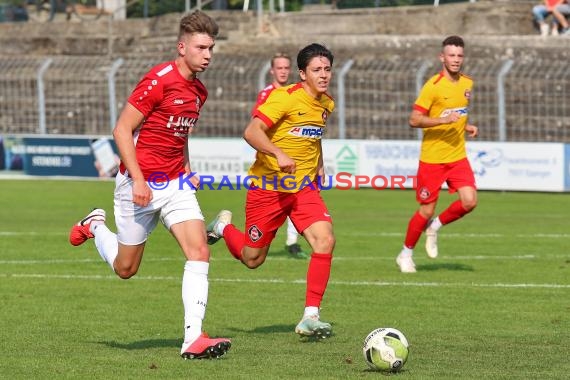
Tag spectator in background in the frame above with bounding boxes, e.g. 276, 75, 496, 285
253, 52, 309, 259
533, 0, 570, 36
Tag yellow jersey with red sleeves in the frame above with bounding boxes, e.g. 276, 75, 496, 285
249, 82, 335, 193
414, 72, 473, 164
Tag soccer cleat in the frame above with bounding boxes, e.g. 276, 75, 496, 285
285, 243, 309, 259
396, 252, 416, 273
295, 315, 332, 339
206, 210, 232, 245
425, 223, 439, 259
69, 208, 106, 246
180, 332, 231, 360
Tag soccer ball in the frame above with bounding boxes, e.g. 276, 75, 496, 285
363, 327, 409, 372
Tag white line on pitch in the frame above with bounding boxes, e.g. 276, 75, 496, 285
337, 232, 570, 239
1, 231, 570, 239
1, 273, 569, 289
3, 254, 568, 266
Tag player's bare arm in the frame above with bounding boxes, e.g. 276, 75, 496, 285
465, 124, 478, 138
243, 117, 296, 173
184, 138, 200, 189
113, 103, 153, 207
409, 109, 461, 129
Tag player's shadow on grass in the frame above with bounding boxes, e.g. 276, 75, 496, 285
268, 248, 289, 258
268, 246, 304, 258
228, 324, 293, 335
228, 324, 333, 342
97, 339, 180, 350
416, 262, 474, 272
363, 368, 409, 375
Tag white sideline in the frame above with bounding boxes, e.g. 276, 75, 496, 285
4, 254, 570, 265
2, 230, 570, 238
339, 232, 570, 239
1, 273, 569, 289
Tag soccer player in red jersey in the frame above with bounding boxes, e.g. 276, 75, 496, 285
208, 43, 336, 339
253, 52, 308, 260
396, 35, 479, 273
254, 52, 292, 108
68, 11, 231, 359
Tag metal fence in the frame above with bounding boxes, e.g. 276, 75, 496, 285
0, 54, 569, 142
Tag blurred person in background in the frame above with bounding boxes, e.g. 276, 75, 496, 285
533, 0, 570, 36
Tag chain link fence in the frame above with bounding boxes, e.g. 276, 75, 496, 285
0, 54, 568, 142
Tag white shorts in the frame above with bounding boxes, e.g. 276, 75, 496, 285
114, 172, 204, 245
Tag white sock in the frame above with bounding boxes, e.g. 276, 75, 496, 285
93, 224, 118, 271
304, 306, 320, 318
183, 260, 209, 343
286, 218, 298, 246
400, 246, 413, 256
429, 217, 442, 231
90, 220, 104, 232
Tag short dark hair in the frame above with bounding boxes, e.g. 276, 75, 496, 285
442, 35, 464, 49
179, 10, 219, 40
297, 43, 334, 71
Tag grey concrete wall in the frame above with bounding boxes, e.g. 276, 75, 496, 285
0, 1, 568, 59
269, 2, 535, 37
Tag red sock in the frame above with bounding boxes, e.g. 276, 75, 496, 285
439, 200, 470, 225
404, 211, 429, 249
305, 253, 332, 307
222, 224, 244, 261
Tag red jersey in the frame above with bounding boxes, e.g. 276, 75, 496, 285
251, 83, 277, 115
120, 61, 207, 180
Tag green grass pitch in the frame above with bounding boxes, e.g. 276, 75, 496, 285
0, 180, 569, 379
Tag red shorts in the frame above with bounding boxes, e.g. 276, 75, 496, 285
244, 184, 332, 248
416, 158, 476, 204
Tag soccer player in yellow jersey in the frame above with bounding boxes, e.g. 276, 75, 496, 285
396, 35, 479, 273
208, 43, 336, 339
253, 52, 309, 260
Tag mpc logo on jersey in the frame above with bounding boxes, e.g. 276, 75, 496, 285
288, 126, 324, 139
440, 107, 468, 118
